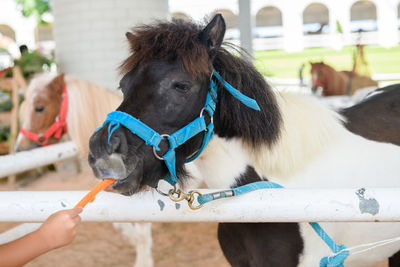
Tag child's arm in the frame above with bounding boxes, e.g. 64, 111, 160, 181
0, 207, 82, 267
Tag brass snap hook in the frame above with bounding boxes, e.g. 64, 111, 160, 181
188, 190, 203, 210
168, 188, 204, 210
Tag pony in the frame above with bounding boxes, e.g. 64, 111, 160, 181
16, 73, 154, 267
341, 83, 400, 147
310, 62, 377, 96
88, 15, 400, 267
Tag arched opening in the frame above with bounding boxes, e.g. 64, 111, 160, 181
350, 1, 378, 32
303, 3, 330, 35
255, 6, 283, 38
0, 25, 16, 41
171, 12, 190, 21
212, 9, 238, 39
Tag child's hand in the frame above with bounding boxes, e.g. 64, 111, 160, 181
37, 207, 83, 250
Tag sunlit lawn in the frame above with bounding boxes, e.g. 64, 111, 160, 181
254, 45, 400, 78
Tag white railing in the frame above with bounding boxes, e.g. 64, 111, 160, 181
0, 141, 78, 178
0, 188, 399, 222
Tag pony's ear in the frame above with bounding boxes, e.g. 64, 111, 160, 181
48, 73, 65, 95
199, 14, 226, 56
125, 32, 135, 42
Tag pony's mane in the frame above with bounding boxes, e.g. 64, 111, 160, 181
65, 76, 122, 160
121, 18, 282, 148
212, 49, 282, 147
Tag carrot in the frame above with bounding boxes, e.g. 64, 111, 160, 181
75, 178, 116, 208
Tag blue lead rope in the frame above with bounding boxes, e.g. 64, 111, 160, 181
197, 181, 349, 267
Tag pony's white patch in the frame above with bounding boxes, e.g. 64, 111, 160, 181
195, 137, 252, 188
351, 86, 378, 102
195, 91, 400, 266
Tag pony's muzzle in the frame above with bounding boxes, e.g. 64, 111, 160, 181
90, 153, 128, 180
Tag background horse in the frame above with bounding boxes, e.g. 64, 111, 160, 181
88, 15, 400, 267
16, 73, 154, 267
310, 61, 377, 96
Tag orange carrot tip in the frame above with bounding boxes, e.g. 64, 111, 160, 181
75, 179, 116, 209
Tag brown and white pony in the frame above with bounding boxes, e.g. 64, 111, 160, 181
16, 73, 154, 267
310, 62, 378, 97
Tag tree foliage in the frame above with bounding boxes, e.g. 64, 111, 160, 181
15, 0, 51, 24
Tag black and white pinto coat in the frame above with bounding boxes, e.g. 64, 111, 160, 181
189, 92, 400, 267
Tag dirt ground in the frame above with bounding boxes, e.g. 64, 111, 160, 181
0, 168, 388, 267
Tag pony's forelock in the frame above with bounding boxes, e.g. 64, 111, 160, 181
120, 19, 212, 78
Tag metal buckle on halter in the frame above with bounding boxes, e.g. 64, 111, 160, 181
199, 107, 214, 130
152, 134, 170, 160
37, 134, 46, 143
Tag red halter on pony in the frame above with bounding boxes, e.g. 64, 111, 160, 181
20, 83, 68, 146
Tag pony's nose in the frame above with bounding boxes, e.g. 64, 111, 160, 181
106, 130, 128, 156
88, 126, 130, 180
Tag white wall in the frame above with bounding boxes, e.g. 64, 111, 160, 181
51, 0, 169, 90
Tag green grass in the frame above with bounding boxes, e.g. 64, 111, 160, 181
254, 45, 400, 78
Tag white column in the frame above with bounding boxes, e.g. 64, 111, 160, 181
376, 1, 399, 48
335, 1, 352, 46
329, 4, 344, 50
51, 0, 169, 90
238, 0, 254, 59
282, 4, 304, 52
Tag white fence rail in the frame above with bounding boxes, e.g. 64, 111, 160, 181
0, 141, 77, 178
0, 188, 399, 222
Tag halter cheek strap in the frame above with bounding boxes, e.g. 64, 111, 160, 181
99, 70, 260, 186
312, 76, 322, 88
20, 83, 68, 146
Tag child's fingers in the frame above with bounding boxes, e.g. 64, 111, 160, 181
72, 215, 82, 225
64, 207, 83, 217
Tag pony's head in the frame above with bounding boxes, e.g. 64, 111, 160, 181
310, 61, 330, 94
15, 73, 65, 151
88, 15, 281, 195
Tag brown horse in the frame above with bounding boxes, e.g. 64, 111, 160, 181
310, 62, 378, 96
16, 73, 154, 267
16, 73, 121, 158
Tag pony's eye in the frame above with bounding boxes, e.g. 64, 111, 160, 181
173, 82, 190, 92
35, 106, 45, 113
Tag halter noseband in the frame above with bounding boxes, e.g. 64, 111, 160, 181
20, 83, 68, 146
99, 70, 260, 185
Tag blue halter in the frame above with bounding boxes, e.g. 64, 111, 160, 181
99, 70, 260, 185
